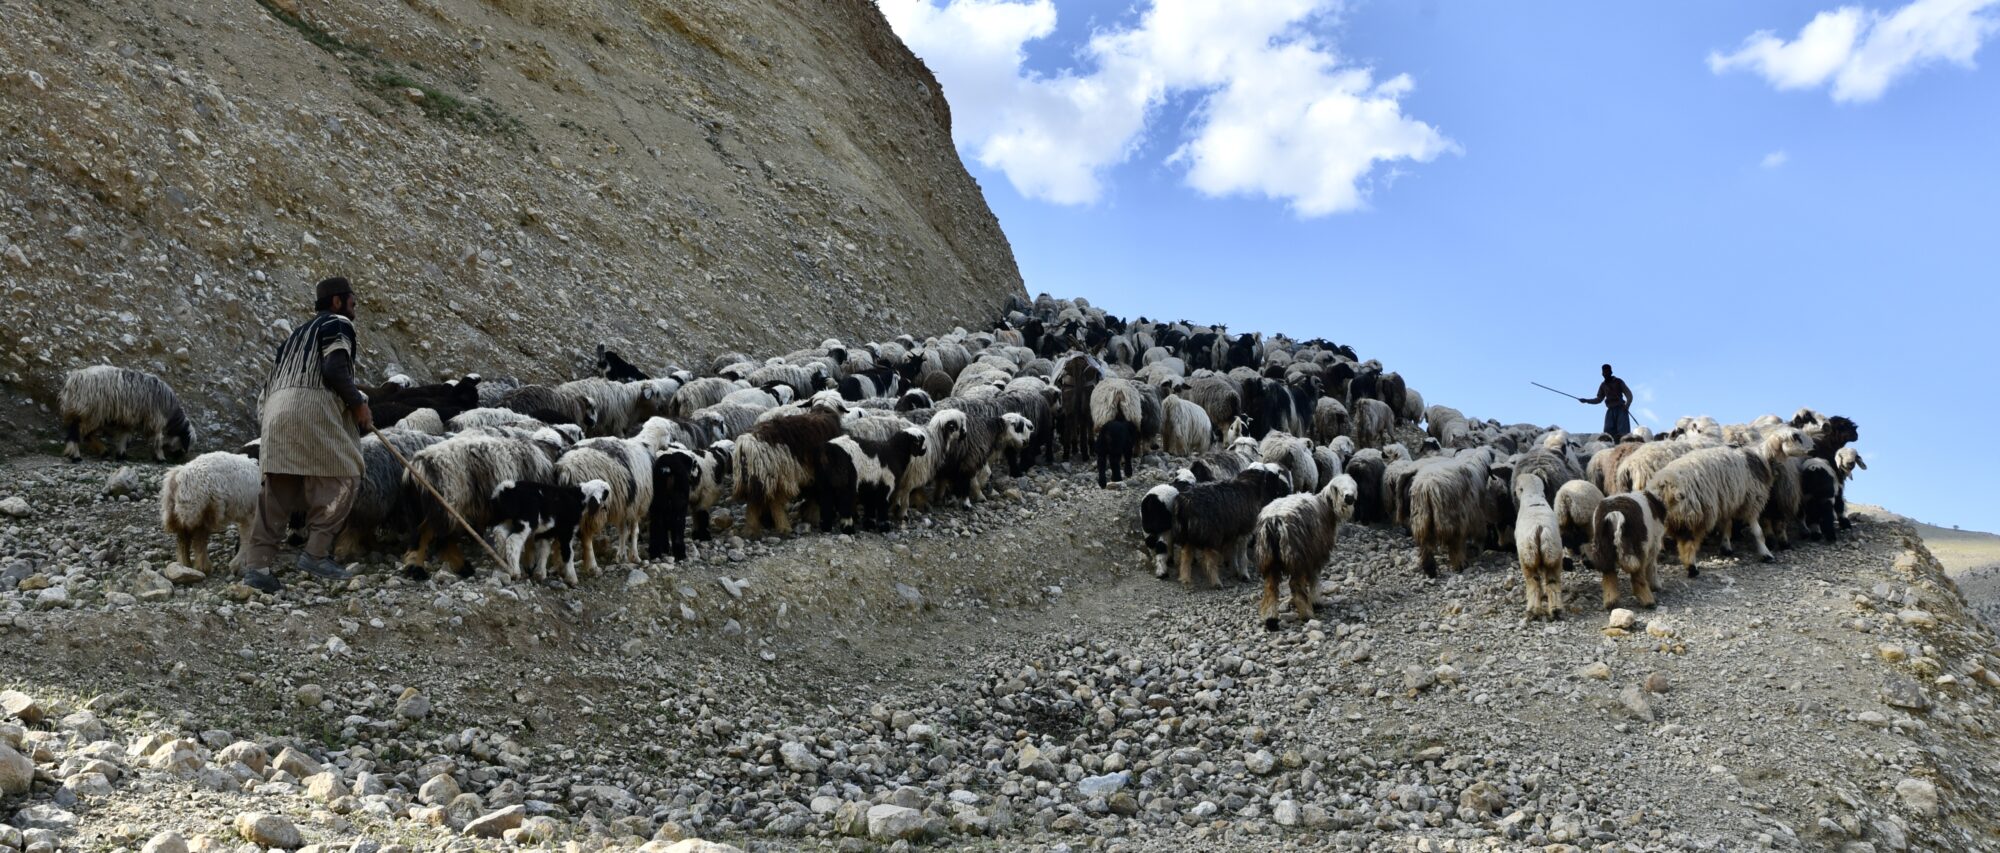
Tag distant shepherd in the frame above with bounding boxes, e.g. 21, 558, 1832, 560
1579, 363, 1633, 438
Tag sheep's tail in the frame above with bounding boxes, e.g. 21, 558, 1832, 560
1597, 509, 1623, 572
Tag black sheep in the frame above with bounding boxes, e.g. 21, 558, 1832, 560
490, 479, 599, 582
596, 345, 649, 382
648, 450, 697, 561
1170, 466, 1293, 587
1801, 458, 1841, 543
1095, 415, 1137, 488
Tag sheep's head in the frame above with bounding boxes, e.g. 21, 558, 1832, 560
1514, 473, 1546, 504
579, 479, 612, 512
932, 410, 969, 456
1764, 427, 1814, 459
163, 411, 195, 460
1329, 474, 1360, 521
1001, 413, 1035, 449
902, 426, 929, 457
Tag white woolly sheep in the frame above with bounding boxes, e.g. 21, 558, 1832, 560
1252, 474, 1358, 631
1648, 427, 1811, 574
159, 450, 260, 573
391, 408, 446, 435
1311, 398, 1349, 446
1409, 452, 1490, 578
557, 437, 654, 576
1160, 394, 1213, 456
1257, 431, 1317, 494
1514, 473, 1565, 620
671, 377, 749, 417
400, 431, 562, 579
732, 408, 844, 535
61, 365, 195, 463
1553, 479, 1604, 570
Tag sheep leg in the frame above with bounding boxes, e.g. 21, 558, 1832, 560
62, 419, 82, 462
1177, 546, 1196, 588
113, 432, 131, 462
152, 428, 168, 462
1418, 545, 1439, 579
559, 532, 579, 587
1203, 548, 1223, 589
1742, 514, 1775, 563
173, 533, 192, 572
1676, 531, 1702, 579
1289, 566, 1315, 625
771, 499, 793, 536
1633, 562, 1657, 609
1523, 562, 1543, 618
579, 514, 603, 576
1259, 563, 1283, 632
742, 501, 765, 536
1599, 569, 1621, 611
441, 540, 468, 578
693, 507, 713, 541
1543, 564, 1564, 618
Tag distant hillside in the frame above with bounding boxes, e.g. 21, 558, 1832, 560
0, 0, 1023, 445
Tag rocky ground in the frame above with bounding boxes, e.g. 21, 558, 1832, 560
4, 448, 2000, 852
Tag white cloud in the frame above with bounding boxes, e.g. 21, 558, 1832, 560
877, 0, 1456, 214
1761, 149, 1790, 168
1709, 0, 2000, 102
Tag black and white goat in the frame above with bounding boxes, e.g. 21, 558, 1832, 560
1591, 491, 1667, 610
1171, 464, 1294, 588
819, 427, 929, 533
490, 478, 608, 584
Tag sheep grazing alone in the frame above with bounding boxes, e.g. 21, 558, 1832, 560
1514, 474, 1564, 620
1171, 464, 1293, 588
733, 409, 844, 535
60, 365, 195, 463
1408, 452, 1490, 578
1648, 427, 1812, 575
1553, 480, 1605, 570
1590, 491, 1667, 610
159, 450, 261, 573
1253, 474, 1359, 631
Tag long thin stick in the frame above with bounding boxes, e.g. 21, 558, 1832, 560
1531, 381, 1583, 400
367, 424, 509, 571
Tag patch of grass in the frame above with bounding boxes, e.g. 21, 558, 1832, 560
253, 0, 371, 58
360, 71, 524, 138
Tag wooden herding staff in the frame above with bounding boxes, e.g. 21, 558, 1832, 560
365, 424, 509, 571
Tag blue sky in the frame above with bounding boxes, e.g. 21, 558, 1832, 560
879, 0, 1999, 530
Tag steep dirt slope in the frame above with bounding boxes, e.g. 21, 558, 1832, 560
0, 0, 1022, 446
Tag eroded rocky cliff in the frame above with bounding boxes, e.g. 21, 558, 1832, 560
0, 0, 1021, 442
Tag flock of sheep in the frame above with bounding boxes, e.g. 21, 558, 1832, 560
55, 294, 1864, 629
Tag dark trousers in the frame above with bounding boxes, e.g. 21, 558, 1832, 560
1603, 406, 1632, 438
243, 474, 357, 570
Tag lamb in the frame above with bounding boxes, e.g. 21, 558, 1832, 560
159, 450, 260, 573
1801, 458, 1842, 543
1352, 398, 1395, 450
1171, 464, 1294, 587
1253, 474, 1359, 631
1648, 427, 1812, 575
996, 387, 1056, 474
1408, 452, 1490, 578
1258, 432, 1317, 494
733, 409, 844, 534
1590, 491, 1667, 610
556, 437, 654, 576
333, 428, 447, 560
819, 427, 929, 533
489, 479, 606, 584
1514, 474, 1565, 620
60, 365, 196, 463
399, 431, 563, 579
1553, 479, 1605, 570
